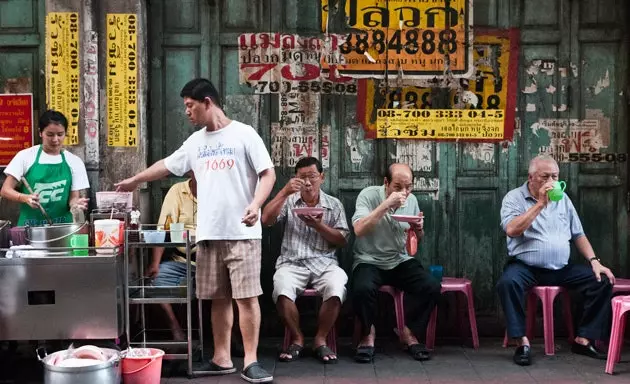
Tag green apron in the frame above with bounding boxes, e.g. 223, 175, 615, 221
17, 146, 73, 226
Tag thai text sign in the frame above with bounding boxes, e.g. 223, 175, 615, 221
46, 12, 80, 145
321, 0, 473, 78
376, 108, 504, 139
238, 33, 357, 94
106, 14, 138, 147
0, 94, 33, 167
359, 29, 519, 140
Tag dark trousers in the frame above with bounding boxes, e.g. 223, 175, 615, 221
496, 260, 612, 341
352, 259, 441, 339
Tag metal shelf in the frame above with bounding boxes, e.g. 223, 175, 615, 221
124, 228, 202, 377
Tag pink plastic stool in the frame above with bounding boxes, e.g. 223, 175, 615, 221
425, 277, 479, 350
605, 295, 630, 374
282, 288, 337, 353
613, 278, 630, 295
378, 285, 406, 337
502, 286, 574, 356
352, 285, 406, 346
595, 278, 630, 350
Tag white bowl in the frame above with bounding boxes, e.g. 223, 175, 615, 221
142, 231, 166, 243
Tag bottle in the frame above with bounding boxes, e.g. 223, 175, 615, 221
128, 210, 141, 243
164, 214, 172, 231
164, 214, 172, 242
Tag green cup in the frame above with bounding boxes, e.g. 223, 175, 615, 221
547, 180, 566, 202
70, 234, 89, 256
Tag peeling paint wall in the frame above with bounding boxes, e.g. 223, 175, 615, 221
224, 94, 260, 130
463, 142, 495, 164
99, 0, 148, 215
396, 140, 433, 172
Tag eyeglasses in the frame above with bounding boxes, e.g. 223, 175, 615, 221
298, 174, 321, 182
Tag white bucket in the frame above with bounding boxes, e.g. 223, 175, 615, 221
94, 219, 122, 254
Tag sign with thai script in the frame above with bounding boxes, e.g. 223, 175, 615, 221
238, 33, 357, 94
376, 108, 504, 139
46, 12, 80, 145
535, 119, 608, 163
0, 94, 33, 167
359, 28, 519, 141
320, 0, 473, 78
376, 109, 505, 140
106, 13, 138, 147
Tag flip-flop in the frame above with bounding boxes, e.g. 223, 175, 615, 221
354, 345, 375, 363
279, 343, 303, 362
314, 345, 338, 364
241, 361, 273, 383
406, 343, 431, 361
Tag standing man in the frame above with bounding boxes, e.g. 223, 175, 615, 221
261, 157, 349, 364
116, 78, 275, 383
497, 154, 614, 366
351, 163, 441, 363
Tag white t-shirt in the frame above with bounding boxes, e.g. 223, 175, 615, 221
164, 121, 274, 241
3, 145, 90, 191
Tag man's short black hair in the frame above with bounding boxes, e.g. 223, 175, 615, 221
295, 156, 323, 174
38, 110, 68, 132
180, 78, 222, 107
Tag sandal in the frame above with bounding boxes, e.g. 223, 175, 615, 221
241, 362, 273, 383
278, 343, 303, 362
314, 345, 337, 364
405, 343, 430, 361
354, 345, 375, 363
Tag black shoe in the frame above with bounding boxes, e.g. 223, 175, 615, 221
571, 342, 606, 360
513, 345, 531, 366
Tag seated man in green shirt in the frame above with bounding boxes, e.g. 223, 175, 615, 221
351, 163, 441, 363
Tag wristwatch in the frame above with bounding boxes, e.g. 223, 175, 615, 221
588, 256, 600, 263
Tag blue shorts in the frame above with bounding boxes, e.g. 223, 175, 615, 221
153, 260, 196, 287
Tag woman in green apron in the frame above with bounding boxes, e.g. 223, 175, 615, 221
1, 110, 90, 226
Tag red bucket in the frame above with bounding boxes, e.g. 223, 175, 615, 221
122, 348, 164, 384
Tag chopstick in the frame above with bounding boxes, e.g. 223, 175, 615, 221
20, 177, 54, 225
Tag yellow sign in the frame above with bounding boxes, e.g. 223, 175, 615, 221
321, 0, 472, 78
359, 29, 519, 140
46, 12, 80, 145
376, 109, 504, 139
106, 14, 138, 147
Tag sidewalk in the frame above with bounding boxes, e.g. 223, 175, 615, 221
0, 338, 627, 383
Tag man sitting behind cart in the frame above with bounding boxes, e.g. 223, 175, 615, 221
145, 172, 198, 341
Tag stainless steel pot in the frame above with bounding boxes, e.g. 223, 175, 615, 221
26, 222, 89, 255
38, 347, 122, 384
0, 220, 10, 249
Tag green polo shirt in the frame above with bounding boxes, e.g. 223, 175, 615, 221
351, 185, 420, 270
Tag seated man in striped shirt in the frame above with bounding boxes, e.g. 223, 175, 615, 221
497, 154, 615, 366
262, 156, 349, 364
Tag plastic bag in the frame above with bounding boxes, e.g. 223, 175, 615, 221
406, 229, 417, 255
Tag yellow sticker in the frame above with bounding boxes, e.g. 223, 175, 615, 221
376, 108, 505, 139
106, 14, 138, 147
46, 12, 80, 145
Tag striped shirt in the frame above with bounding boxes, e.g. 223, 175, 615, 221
500, 182, 585, 270
275, 190, 350, 276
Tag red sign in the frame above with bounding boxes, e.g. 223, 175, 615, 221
0, 94, 34, 167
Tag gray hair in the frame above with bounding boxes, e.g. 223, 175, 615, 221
528, 154, 558, 175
